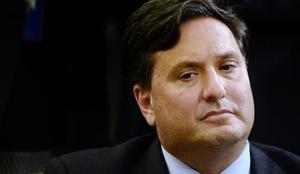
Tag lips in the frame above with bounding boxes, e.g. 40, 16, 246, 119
201, 109, 234, 121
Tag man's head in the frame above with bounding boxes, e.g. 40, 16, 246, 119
124, 0, 254, 153
123, 0, 248, 90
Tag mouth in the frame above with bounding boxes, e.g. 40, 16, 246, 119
201, 109, 234, 121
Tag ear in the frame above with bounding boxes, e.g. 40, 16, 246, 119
133, 84, 156, 127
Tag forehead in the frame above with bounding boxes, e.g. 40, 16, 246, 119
152, 17, 242, 68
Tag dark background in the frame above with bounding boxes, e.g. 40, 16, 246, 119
1, 0, 300, 159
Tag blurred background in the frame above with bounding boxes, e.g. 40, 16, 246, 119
1, 0, 300, 173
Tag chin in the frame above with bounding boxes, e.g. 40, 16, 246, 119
193, 126, 247, 147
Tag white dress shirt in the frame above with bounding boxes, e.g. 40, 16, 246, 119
161, 141, 251, 174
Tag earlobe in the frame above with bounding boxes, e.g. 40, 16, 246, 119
133, 85, 156, 127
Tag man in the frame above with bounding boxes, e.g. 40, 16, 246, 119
44, 0, 300, 173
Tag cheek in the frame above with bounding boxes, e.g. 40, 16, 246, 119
227, 80, 255, 119
229, 82, 251, 102
227, 68, 253, 103
152, 85, 201, 142
152, 85, 199, 121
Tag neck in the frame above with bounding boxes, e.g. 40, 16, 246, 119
165, 140, 247, 174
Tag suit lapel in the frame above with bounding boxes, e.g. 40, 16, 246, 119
250, 143, 285, 174
137, 137, 288, 174
143, 138, 169, 174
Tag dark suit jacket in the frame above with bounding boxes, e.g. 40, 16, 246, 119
44, 134, 300, 174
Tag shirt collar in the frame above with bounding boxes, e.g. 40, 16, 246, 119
161, 141, 251, 174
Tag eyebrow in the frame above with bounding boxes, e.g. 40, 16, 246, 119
171, 61, 202, 70
215, 51, 241, 61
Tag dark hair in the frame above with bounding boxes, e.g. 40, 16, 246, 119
122, 0, 248, 90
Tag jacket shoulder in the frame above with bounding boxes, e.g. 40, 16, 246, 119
44, 133, 157, 174
251, 142, 300, 173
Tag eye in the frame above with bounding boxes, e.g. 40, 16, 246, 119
220, 61, 237, 72
178, 72, 198, 81
221, 64, 233, 70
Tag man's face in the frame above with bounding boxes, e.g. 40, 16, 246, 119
134, 17, 254, 153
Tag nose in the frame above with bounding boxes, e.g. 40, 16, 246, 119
201, 68, 226, 102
